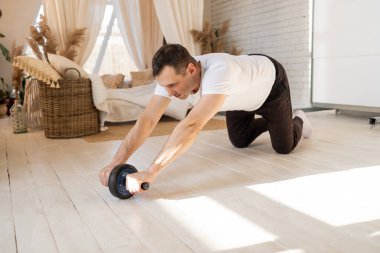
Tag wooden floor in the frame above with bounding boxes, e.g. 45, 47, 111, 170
1, 110, 380, 253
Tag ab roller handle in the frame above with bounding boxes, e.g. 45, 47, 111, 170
108, 164, 149, 199
141, 182, 150, 190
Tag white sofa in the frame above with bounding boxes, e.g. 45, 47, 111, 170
90, 74, 191, 129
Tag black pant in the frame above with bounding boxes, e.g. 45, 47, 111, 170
225, 54, 303, 154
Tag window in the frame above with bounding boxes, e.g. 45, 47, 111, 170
29, 3, 137, 80
83, 3, 137, 79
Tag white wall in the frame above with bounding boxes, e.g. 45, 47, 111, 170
0, 0, 41, 88
210, 0, 312, 108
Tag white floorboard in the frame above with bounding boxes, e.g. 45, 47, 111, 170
1, 110, 380, 253
0, 131, 17, 253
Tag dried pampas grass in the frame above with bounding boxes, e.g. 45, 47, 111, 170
27, 36, 43, 60
59, 28, 86, 61
10, 42, 25, 98
27, 15, 58, 62
191, 19, 242, 55
27, 15, 86, 62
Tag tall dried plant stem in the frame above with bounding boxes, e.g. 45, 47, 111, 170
10, 42, 25, 99
59, 28, 86, 61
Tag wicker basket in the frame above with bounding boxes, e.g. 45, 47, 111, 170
39, 68, 99, 138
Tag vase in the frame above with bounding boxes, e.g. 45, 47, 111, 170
10, 99, 27, 133
5, 97, 14, 116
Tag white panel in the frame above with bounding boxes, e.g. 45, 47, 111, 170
313, 56, 380, 107
312, 0, 380, 109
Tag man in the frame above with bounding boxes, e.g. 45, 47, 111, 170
99, 44, 311, 194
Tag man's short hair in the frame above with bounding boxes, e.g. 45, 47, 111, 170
152, 44, 197, 77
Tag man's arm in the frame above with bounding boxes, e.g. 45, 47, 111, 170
98, 95, 171, 186
126, 94, 226, 193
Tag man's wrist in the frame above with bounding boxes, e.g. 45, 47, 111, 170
110, 157, 126, 167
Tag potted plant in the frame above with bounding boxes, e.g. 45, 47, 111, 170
0, 8, 12, 116
0, 77, 12, 116
0, 9, 10, 62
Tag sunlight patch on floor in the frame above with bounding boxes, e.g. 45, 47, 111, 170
369, 231, 380, 238
247, 165, 380, 227
156, 196, 277, 252
276, 250, 304, 253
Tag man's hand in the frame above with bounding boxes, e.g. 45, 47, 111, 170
98, 164, 117, 186
126, 170, 156, 194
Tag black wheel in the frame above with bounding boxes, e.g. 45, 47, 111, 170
108, 164, 137, 199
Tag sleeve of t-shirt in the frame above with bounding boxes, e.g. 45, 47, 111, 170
201, 63, 232, 95
154, 83, 171, 98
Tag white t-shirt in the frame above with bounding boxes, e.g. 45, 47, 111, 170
154, 53, 276, 112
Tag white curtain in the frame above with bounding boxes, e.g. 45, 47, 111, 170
153, 0, 203, 56
113, 0, 163, 70
43, 0, 107, 66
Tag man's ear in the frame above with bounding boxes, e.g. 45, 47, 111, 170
187, 63, 197, 75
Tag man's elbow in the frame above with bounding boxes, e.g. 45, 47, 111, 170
181, 120, 204, 136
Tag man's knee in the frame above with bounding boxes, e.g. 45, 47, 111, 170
272, 143, 293, 154
229, 137, 250, 148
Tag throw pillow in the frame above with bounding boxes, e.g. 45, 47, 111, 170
47, 53, 89, 79
13, 56, 62, 88
101, 74, 125, 89
130, 69, 154, 87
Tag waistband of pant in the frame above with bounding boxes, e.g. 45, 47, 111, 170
248, 53, 282, 80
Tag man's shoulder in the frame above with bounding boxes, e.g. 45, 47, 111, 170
195, 53, 232, 61
196, 53, 234, 70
